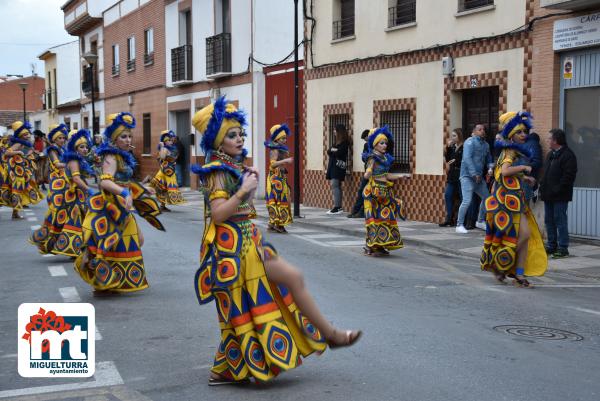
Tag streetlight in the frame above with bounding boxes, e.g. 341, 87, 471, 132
83, 52, 98, 136
293, 0, 300, 217
18, 82, 28, 122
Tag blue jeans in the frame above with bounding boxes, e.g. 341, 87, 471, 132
457, 176, 489, 226
175, 164, 183, 187
443, 181, 461, 222
544, 201, 569, 250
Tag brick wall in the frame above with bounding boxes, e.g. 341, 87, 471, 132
0, 76, 45, 113
105, 86, 166, 180
103, 0, 165, 99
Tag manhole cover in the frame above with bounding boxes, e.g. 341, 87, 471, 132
494, 325, 583, 341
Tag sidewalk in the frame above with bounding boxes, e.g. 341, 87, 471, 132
180, 189, 600, 276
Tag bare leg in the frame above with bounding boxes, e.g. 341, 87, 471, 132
137, 222, 144, 248
264, 256, 360, 345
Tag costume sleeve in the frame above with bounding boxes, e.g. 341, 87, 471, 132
205, 171, 230, 201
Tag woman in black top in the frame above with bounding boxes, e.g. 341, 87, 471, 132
325, 124, 349, 214
440, 128, 464, 226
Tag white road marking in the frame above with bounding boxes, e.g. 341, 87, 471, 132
0, 354, 17, 359
304, 233, 346, 239
59, 286, 81, 302
30, 225, 41, 230
569, 307, 600, 316
47, 265, 67, 277
290, 233, 325, 247
534, 283, 600, 288
26, 217, 37, 222
41, 254, 55, 258
96, 327, 103, 341
0, 361, 123, 399
326, 240, 366, 247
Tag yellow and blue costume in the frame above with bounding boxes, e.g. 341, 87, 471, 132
481, 111, 547, 278
264, 124, 292, 229
362, 126, 405, 253
0, 136, 9, 207
31, 124, 69, 254
0, 121, 43, 211
192, 97, 326, 383
149, 130, 186, 205
75, 113, 164, 292
52, 129, 96, 257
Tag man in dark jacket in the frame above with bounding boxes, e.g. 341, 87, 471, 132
522, 131, 543, 202
540, 128, 578, 258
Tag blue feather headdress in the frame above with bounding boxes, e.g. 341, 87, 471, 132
264, 124, 291, 151
103, 112, 136, 143
48, 124, 68, 143
160, 130, 176, 143
67, 129, 92, 153
199, 96, 247, 156
95, 142, 137, 169
494, 140, 532, 159
63, 131, 94, 176
500, 111, 533, 139
13, 121, 32, 139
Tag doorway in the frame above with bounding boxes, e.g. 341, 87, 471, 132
462, 86, 499, 146
174, 110, 191, 187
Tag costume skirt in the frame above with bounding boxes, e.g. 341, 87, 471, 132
30, 170, 69, 254
265, 170, 292, 227
75, 191, 148, 292
481, 199, 547, 277
52, 185, 87, 257
196, 219, 326, 382
1, 155, 43, 210
150, 164, 185, 205
363, 179, 403, 250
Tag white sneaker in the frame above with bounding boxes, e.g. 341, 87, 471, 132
475, 221, 486, 230
455, 225, 468, 234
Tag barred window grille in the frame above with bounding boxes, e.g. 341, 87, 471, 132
459, 0, 493, 12
328, 113, 352, 175
380, 110, 411, 173
388, 0, 416, 27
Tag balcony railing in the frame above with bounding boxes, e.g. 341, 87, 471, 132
112, 64, 120, 76
388, 2, 416, 27
81, 65, 98, 97
144, 52, 154, 65
171, 44, 193, 84
332, 16, 355, 40
127, 59, 136, 72
206, 33, 231, 77
459, 0, 494, 11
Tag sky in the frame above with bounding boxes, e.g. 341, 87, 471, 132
0, 0, 76, 77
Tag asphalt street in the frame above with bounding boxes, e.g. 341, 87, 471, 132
1, 199, 599, 401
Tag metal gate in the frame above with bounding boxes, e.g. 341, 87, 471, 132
560, 49, 600, 239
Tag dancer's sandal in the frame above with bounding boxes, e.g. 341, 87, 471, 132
493, 270, 507, 285
379, 249, 390, 256
513, 276, 534, 288
208, 374, 250, 386
326, 329, 363, 349
363, 246, 377, 257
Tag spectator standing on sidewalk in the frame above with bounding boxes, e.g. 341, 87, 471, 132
439, 128, 464, 226
325, 124, 349, 215
456, 124, 493, 233
539, 128, 578, 259
173, 135, 185, 187
348, 129, 370, 218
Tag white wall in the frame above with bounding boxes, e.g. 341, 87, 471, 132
309, 0, 526, 67
253, 0, 303, 68
59, 111, 82, 130
88, 0, 119, 17
229, 0, 252, 74
55, 41, 81, 106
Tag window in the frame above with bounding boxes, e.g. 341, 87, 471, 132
64, 118, 71, 130
215, 0, 230, 34
73, 122, 78, 130
388, 0, 416, 27
143, 113, 151, 154
332, 0, 354, 40
459, 0, 494, 12
380, 110, 411, 173
127, 37, 136, 71
112, 44, 120, 75
83, 116, 89, 129
328, 113, 352, 174
144, 28, 154, 64
34, 120, 41, 131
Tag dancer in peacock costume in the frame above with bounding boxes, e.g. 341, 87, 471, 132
264, 124, 293, 233
75, 112, 164, 294
191, 97, 361, 386
480, 111, 547, 287
149, 129, 186, 211
0, 135, 9, 208
30, 124, 69, 253
0, 121, 43, 219
362, 126, 406, 257
52, 129, 96, 257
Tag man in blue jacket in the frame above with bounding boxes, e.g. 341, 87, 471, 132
456, 124, 493, 234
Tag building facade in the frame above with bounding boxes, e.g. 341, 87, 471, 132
36, 40, 82, 132
303, 0, 533, 222
0, 76, 45, 130
531, 0, 600, 239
